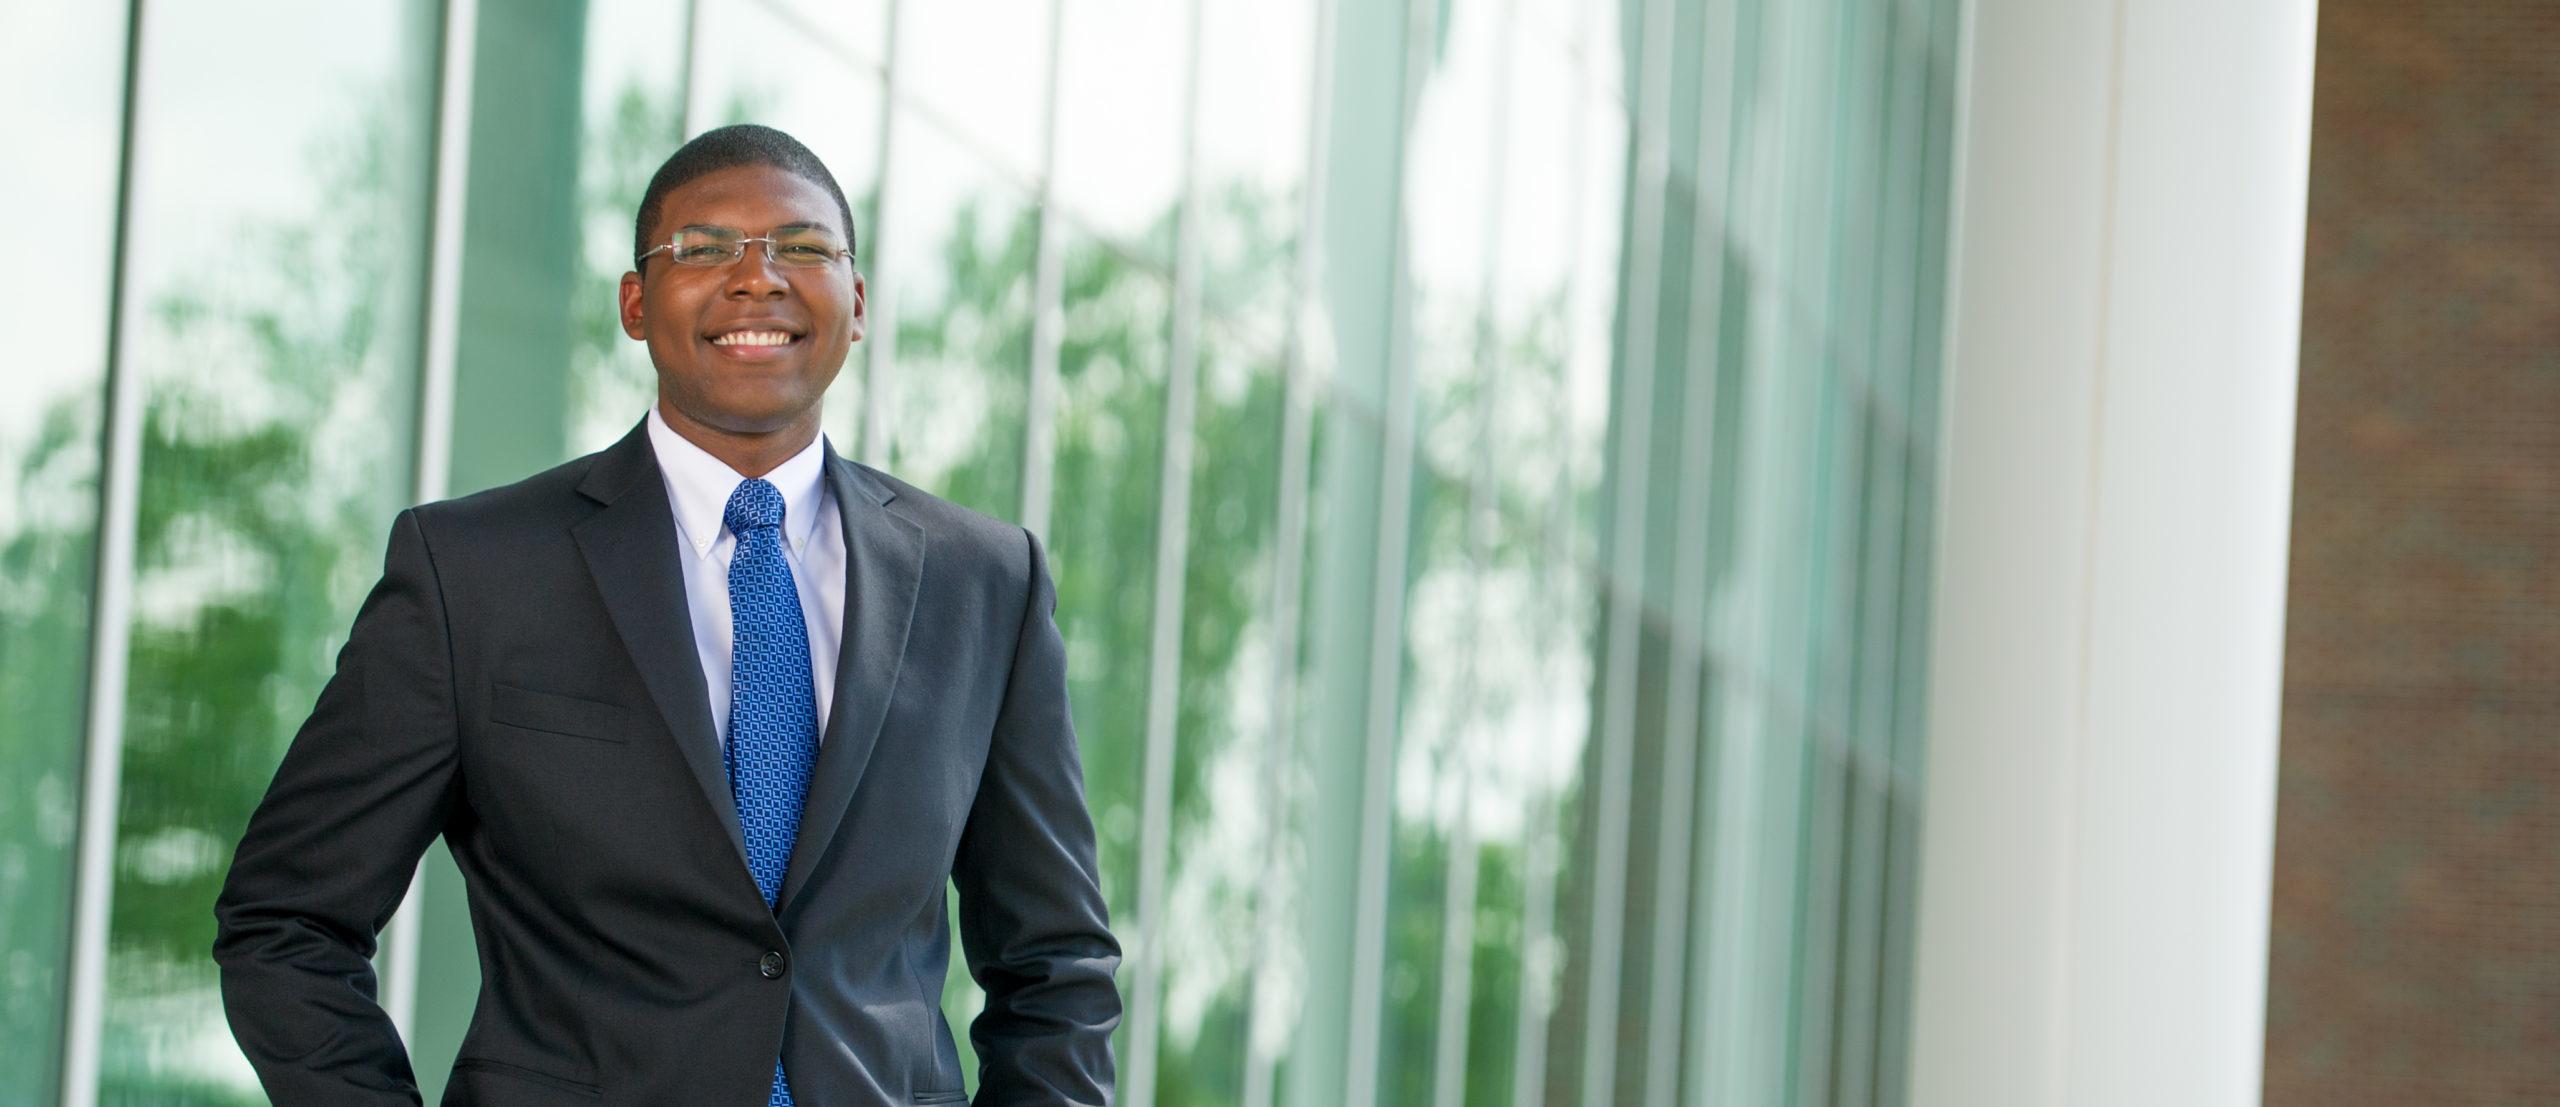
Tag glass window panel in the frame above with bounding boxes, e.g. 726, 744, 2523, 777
1513, 0, 1581, 70
1458, 323, 1575, 1107
1376, 450, 1473, 1107
1230, 320, 1325, 1107
1564, 88, 1627, 565
762, 0, 892, 71
1278, 384, 1374, 1102
1044, 231, 1171, 1066
0, 4, 129, 1100
895, 0, 1053, 184
1404, 1, 1499, 335
1452, 20, 1587, 1101
1052, 0, 1186, 262
878, 107, 1034, 518
1580, 0, 1627, 108
570, 0, 690, 455
1493, 37, 1579, 330
690, 0, 887, 457
1154, 335, 1287, 1107
1523, 80, 1627, 1107
100, 0, 438, 1100
1513, 598, 1593, 1107
1379, 0, 1508, 1098
1194, 0, 1313, 353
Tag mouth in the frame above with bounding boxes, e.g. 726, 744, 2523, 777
704, 325, 806, 360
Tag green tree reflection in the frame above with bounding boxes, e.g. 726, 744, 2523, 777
103, 112, 423, 1105
0, 397, 107, 1102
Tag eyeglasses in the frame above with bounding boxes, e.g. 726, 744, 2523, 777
637, 224, 854, 269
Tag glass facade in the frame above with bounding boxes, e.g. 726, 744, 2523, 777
7, 0, 1954, 1103
0, 4, 130, 1099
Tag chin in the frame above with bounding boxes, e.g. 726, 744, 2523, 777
669, 391, 820, 437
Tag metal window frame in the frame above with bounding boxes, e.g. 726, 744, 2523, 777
59, 2, 151, 1103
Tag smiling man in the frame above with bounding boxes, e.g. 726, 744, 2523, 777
214, 124, 1122, 1106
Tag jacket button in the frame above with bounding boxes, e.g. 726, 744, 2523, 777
759, 951, 787, 979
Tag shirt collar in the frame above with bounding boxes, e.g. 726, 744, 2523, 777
646, 403, 830, 560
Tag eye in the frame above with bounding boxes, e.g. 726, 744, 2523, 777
777, 243, 833, 264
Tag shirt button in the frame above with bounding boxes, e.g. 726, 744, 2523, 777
759, 951, 787, 979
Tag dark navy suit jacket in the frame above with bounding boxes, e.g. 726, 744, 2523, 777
214, 422, 1122, 1105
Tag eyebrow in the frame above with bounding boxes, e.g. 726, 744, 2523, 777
675, 222, 835, 236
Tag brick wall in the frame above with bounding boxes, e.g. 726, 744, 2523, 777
2266, 3, 2560, 1103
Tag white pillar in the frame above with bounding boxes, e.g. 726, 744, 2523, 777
1909, 1, 2317, 1104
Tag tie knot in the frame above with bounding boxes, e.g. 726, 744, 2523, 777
724, 477, 786, 535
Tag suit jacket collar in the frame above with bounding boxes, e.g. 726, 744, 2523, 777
568, 421, 925, 914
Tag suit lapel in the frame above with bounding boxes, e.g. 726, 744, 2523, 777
568, 424, 752, 872
779, 449, 923, 912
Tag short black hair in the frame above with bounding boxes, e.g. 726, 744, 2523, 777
632, 123, 857, 270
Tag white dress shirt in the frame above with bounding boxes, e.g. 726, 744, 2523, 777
646, 404, 846, 745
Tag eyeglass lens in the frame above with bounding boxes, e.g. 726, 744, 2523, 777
668, 225, 846, 267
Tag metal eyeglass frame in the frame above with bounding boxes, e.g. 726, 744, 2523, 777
635, 226, 856, 270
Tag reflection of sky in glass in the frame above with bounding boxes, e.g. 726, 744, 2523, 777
1193, 0, 1314, 357
1053, 0, 1188, 256
761, 0, 892, 70
897, 0, 1053, 184
583, 0, 688, 122
1568, 97, 1629, 510
1399, 0, 1502, 838
1405, 1, 1499, 316
0, 8, 123, 480
1196, 0, 1315, 205
1579, 0, 1628, 107
694, 0, 883, 207
1493, 37, 1579, 323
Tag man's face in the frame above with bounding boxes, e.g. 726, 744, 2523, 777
618, 164, 865, 439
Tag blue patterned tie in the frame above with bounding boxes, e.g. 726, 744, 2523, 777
723, 477, 816, 1107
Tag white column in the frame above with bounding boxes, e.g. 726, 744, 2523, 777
1909, 0, 2316, 1105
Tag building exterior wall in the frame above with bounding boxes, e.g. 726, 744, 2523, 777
2266, 4, 2560, 1103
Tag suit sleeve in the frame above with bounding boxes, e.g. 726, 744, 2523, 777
951, 528, 1124, 1105
213, 507, 460, 1106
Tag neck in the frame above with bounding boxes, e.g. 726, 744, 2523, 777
656, 402, 821, 478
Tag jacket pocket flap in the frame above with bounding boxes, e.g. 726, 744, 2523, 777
450, 1056, 602, 1097
489, 682, 637, 743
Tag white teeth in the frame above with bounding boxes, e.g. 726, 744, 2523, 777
713, 330, 792, 347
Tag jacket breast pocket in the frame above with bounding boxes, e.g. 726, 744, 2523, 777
488, 682, 639, 744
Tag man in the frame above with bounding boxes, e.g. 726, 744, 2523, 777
214, 124, 1121, 1105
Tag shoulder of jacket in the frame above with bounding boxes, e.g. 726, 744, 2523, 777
408, 449, 606, 533
853, 463, 1036, 581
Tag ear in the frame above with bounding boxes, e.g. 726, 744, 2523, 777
618, 271, 646, 339
848, 269, 869, 343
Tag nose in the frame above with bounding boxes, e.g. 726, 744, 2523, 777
721, 238, 789, 299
